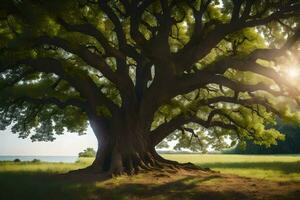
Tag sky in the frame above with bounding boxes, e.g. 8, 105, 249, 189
0, 126, 176, 156
0, 126, 98, 156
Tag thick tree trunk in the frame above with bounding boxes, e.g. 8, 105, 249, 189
78, 114, 160, 176
89, 132, 160, 175
92, 141, 157, 175
71, 113, 202, 177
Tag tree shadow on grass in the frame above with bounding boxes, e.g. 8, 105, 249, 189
95, 175, 252, 200
0, 171, 299, 200
197, 161, 300, 174
0, 171, 98, 200
0, 172, 247, 200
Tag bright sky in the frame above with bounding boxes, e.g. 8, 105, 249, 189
0, 126, 98, 156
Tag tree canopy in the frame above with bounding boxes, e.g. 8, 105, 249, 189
228, 120, 300, 154
1, 0, 300, 174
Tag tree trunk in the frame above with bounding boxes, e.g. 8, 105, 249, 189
78, 114, 161, 176
90, 132, 160, 175
71, 113, 201, 177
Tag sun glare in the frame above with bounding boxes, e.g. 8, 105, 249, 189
286, 67, 300, 79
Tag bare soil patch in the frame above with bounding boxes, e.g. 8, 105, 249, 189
59, 169, 300, 200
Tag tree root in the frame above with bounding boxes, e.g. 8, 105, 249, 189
66, 151, 213, 178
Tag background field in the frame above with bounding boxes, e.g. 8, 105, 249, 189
0, 154, 299, 200
164, 154, 300, 181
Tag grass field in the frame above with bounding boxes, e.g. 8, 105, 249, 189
0, 154, 299, 200
163, 154, 300, 182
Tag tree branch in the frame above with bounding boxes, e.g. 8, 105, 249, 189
17, 57, 119, 115
150, 114, 189, 145
34, 35, 119, 85
173, 1, 300, 72
150, 112, 238, 146
57, 17, 127, 59
17, 96, 86, 110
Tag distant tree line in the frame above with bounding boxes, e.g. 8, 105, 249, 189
228, 122, 300, 154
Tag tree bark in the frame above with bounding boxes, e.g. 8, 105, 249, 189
69, 110, 203, 177
75, 113, 159, 176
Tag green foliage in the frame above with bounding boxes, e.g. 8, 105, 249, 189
228, 121, 300, 154
0, 0, 299, 153
78, 148, 96, 157
31, 159, 41, 163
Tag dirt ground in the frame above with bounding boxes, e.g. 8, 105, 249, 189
60, 169, 300, 200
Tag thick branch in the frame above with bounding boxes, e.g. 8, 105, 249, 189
98, 1, 127, 48
174, 28, 300, 99
57, 17, 127, 59
150, 92, 282, 146
18, 57, 119, 114
150, 114, 189, 145
200, 96, 280, 115
35, 35, 119, 84
17, 96, 86, 110
150, 112, 238, 146
174, 2, 300, 72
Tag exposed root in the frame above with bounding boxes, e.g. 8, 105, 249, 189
67, 150, 213, 179
118, 156, 212, 177
152, 151, 213, 172
65, 163, 211, 182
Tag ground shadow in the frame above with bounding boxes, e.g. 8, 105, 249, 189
94, 175, 252, 200
0, 172, 245, 200
0, 171, 97, 200
0, 171, 299, 200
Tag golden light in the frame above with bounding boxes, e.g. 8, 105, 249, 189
285, 66, 300, 79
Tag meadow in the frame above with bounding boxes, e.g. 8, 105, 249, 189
0, 154, 299, 200
164, 154, 300, 182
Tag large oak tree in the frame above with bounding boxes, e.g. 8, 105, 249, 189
1, 0, 300, 175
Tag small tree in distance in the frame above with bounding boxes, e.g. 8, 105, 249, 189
79, 148, 96, 158
1, 0, 300, 176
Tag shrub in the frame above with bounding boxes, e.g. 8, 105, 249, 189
31, 159, 41, 163
78, 148, 96, 157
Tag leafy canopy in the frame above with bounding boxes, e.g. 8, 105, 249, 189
1, 0, 300, 151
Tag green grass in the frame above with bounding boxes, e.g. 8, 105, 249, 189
0, 155, 299, 200
76, 154, 300, 182
163, 154, 300, 182
1, 154, 299, 181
